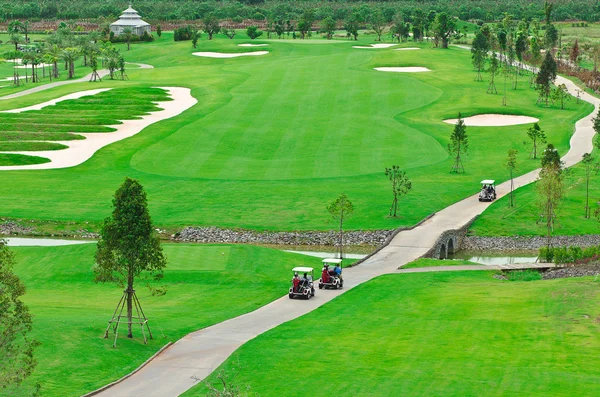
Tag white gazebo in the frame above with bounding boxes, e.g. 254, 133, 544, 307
110, 5, 151, 36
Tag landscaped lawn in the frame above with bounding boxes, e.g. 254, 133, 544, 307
186, 271, 600, 396
0, 32, 591, 232
11, 243, 322, 396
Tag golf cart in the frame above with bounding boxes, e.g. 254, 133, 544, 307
479, 179, 497, 202
289, 267, 315, 300
318, 258, 343, 290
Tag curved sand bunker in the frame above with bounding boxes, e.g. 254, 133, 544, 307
0, 87, 198, 170
375, 67, 431, 73
353, 43, 397, 49
395, 47, 420, 51
192, 51, 268, 58
238, 44, 268, 47
443, 114, 539, 127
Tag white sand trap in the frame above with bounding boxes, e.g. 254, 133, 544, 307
353, 43, 397, 49
3, 89, 112, 113
443, 114, 539, 127
395, 47, 420, 51
192, 51, 268, 58
238, 44, 268, 47
375, 67, 431, 73
0, 87, 197, 170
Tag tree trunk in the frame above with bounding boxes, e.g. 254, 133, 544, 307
127, 274, 133, 338
339, 214, 344, 259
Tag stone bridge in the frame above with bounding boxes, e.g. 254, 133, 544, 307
422, 218, 476, 259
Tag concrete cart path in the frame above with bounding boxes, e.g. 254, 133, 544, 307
0, 70, 110, 101
93, 75, 599, 397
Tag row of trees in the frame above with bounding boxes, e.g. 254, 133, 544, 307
5, 21, 127, 86
1, 0, 599, 23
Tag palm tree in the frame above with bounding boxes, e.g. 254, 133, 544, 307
61, 47, 80, 79
123, 28, 133, 51
8, 32, 22, 51
46, 44, 61, 79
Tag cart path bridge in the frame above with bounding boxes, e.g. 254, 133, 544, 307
91, 75, 598, 397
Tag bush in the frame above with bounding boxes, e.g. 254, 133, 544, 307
174, 25, 197, 41
140, 31, 154, 42
246, 25, 263, 39
506, 269, 542, 281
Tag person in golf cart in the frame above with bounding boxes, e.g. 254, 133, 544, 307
292, 272, 300, 292
321, 265, 331, 283
479, 179, 496, 202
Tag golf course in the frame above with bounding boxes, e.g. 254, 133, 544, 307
2, 9, 600, 397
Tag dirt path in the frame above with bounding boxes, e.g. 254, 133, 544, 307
92, 72, 599, 397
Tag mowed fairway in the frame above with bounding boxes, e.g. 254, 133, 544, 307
0, 34, 592, 231
11, 243, 322, 396
187, 271, 600, 397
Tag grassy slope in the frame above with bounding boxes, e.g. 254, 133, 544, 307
13, 243, 322, 396
470, 150, 600, 236
0, 33, 592, 232
186, 271, 600, 397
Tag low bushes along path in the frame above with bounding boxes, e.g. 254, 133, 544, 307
94, 73, 598, 397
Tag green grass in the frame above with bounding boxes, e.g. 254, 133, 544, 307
185, 271, 600, 396
505, 269, 542, 281
0, 153, 49, 165
0, 33, 591, 232
470, 155, 600, 236
401, 258, 478, 269
0, 141, 68, 151
12, 243, 322, 396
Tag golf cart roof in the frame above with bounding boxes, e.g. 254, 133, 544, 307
322, 258, 343, 264
480, 180, 495, 185
292, 267, 314, 273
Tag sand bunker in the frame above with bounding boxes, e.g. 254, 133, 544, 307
395, 47, 420, 51
353, 43, 397, 49
443, 114, 539, 127
375, 67, 431, 73
192, 51, 268, 58
3, 89, 112, 113
238, 44, 268, 47
0, 87, 197, 170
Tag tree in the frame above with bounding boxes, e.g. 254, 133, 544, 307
60, 47, 79, 79
536, 51, 557, 106
320, 17, 336, 40
297, 10, 315, 39
537, 144, 564, 254
156, 24, 162, 38
570, 39, 580, 64
344, 15, 359, 41
471, 30, 489, 81
0, 242, 38, 395
8, 32, 23, 51
122, 27, 133, 51
449, 113, 468, 173
506, 149, 518, 207
544, 23, 558, 50
487, 52, 500, 94
203, 14, 220, 40
526, 123, 547, 159
370, 10, 386, 41
246, 26, 263, 40
384, 166, 412, 217
223, 28, 236, 40
191, 28, 200, 48
432, 12, 456, 49
94, 178, 166, 340
551, 83, 571, 110
327, 194, 354, 259
583, 153, 594, 218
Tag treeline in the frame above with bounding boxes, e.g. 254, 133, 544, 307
2, 0, 600, 23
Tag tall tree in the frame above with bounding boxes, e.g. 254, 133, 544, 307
122, 27, 133, 51
506, 149, 518, 207
320, 17, 336, 40
449, 113, 468, 173
536, 51, 557, 106
246, 26, 263, 40
537, 144, 564, 254
370, 9, 386, 42
432, 12, 456, 48
203, 14, 220, 40
583, 153, 594, 218
297, 10, 315, 39
384, 166, 412, 217
0, 242, 38, 395
156, 24, 162, 38
526, 123, 547, 159
327, 194, 354, 259
191, 28, 200, 48
487, 52, 500, 94
570, 39, 580, 65
344, 15, 359, 41
471, 30, 489, 81
94, 178, 166, 340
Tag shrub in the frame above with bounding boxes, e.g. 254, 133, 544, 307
174, 25, 196, 41
246, 25, 263, 39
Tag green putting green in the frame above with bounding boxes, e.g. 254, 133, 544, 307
187, 271, 600, 396
0, 33, 592, 233
12, 243, 321, 396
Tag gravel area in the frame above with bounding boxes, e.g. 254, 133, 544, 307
172, 226, 393, 246
463, 235, 600, 250
0, 221, 35, 235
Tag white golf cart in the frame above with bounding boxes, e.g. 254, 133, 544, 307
318, 258, 343, 290
289, 266, 315, 300
479, 179, 497, 202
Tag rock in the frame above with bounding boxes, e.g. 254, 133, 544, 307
463, 235, 600, 251
0, 221, 35, 235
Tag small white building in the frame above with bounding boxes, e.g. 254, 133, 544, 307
110, 5, 151, 36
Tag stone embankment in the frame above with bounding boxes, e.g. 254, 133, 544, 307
463, 235, 600, 250
172, 226, 393, 246
0, 221, 35, 235
543, 265, 600, 280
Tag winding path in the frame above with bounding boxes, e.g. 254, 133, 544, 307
92, 76, 598, 396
